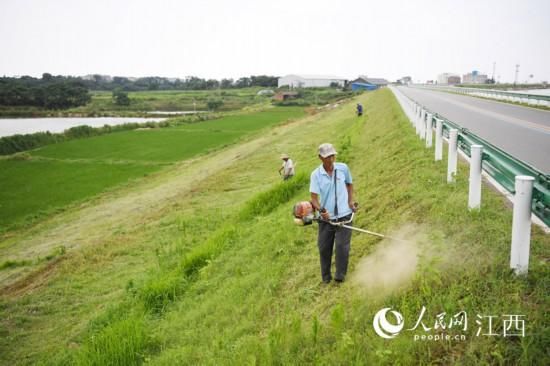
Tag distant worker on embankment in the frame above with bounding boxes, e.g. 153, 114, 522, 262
356, 103, 363, 116
279, 153, 295, 180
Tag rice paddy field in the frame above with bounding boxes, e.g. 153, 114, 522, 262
0, 89, 548, 365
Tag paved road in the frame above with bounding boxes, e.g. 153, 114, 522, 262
397, 86, 550, 173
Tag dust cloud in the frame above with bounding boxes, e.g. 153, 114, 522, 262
351, 225, 428, 296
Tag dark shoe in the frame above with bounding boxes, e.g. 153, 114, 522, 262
322, 278, 332, 284
334, 278, 345, 283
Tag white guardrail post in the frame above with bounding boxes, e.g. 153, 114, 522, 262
415, 105, 420, 134
510, 176, 535, 275
416, 108, 422, 136
420, 109, 426, 140
468, 145, 483, 209
425, 113, 433, 147
435, 118, 443, 161
447, 129, 458, 182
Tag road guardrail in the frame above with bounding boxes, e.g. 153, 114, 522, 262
412, 85, 550, 108
390, 86, 549, 275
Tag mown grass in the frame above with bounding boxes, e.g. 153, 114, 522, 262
1, 89, 548, 365
0, 107, 304, 229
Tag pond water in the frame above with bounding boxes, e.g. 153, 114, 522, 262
0, 117, 167, 137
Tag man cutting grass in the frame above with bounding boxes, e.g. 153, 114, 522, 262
309, 143, 356, 284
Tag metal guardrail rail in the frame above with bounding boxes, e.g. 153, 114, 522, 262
391, 87, 550, 227
412, 85, 550, 107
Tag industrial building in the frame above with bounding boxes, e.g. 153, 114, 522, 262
350, 81, 378, 91
348, 76, 389, 91
353, 76, 389, 87
277, 74, 347, 88
437, 73, 461, 85
462, 71, 488, 84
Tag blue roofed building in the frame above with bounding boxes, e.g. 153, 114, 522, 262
351, 81, 378, 91
348, 76, 389, 91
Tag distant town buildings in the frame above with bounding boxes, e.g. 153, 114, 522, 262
437, 73, 461, 85
462, 71, 488, 84
277, 74, 347, 88
277, 74, 391, 90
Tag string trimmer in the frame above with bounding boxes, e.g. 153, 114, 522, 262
292, 201, 408, 242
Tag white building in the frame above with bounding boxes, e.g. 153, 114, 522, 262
437, 73, 461, 85
278, 74, 347, 88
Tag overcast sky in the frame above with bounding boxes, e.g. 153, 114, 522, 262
1, 0, 549, 83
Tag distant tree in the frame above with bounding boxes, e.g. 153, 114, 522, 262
249, 75, 278, 87
221, 78, 234, 89
185, 76, 208, 90
206, 79, 220, 89
112, 88, 130, 106
206, 98, 224, 111
235, 77, 251, 88
329, 82, 340, 88
42, 73, 53, 81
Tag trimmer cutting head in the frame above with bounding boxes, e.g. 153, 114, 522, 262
293, 201, 316, 226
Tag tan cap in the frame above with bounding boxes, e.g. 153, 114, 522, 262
318, 143, 337, 158
280, 153, 289, 159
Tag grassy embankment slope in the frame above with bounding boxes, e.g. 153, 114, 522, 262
0, 89, 548, 365
0, 107, 305, 230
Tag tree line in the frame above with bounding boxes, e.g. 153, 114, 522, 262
0, 73, 280, 109
82, 74, 279, 91
0, 74, 91, 109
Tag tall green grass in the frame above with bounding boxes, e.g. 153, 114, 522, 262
75, 315, 148, 366
72, 176, 309, 363
239, 173, 309, 220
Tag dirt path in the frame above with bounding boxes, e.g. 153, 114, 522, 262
0, 113, 318, 288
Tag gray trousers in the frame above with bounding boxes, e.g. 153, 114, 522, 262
317, 215, 352, 282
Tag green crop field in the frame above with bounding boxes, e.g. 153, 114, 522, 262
0, 159, 158, 229
0, 107, 305, 228
0, 90, 548, 365
0, 88, 269, 117
73, 88, 267, 114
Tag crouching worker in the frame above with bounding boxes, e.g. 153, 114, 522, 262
278, 153, 295, 180
310, 143, 355, 284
